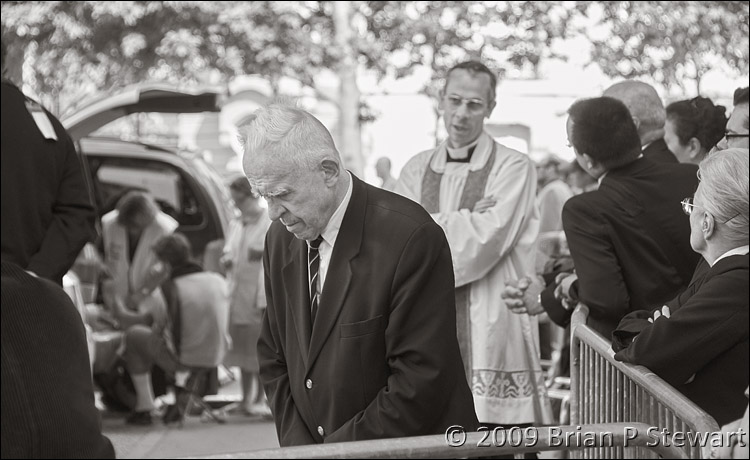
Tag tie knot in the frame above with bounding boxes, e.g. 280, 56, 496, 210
308, 236, 324, 250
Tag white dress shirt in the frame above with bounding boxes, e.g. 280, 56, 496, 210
711, 245, 750, 266
309, 172, 353, 298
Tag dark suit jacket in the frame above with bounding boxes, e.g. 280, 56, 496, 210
258, 174, 478, 446
1, 81, 95, 284
1, 261, 114, 458
643, 138, 678, 163
613, 254, 749, 426
546, 157, 700, 337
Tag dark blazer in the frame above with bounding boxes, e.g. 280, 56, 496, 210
1, 261, 114, 458
1, 81, 95, 284
613, 254, 749, 426
546, 157, 700, 337
643, 138, 678, 163
258, 174, 478, 446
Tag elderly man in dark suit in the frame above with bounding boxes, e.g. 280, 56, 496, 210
242, 102, 477, 446
503, 97, 700, 338
604, 80, 678, 163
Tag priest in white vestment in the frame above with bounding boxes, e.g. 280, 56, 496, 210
396, 61, 552, 427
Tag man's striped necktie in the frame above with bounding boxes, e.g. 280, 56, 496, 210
308, 236, 324, 324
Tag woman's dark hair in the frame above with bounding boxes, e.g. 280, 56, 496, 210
152, 233, 192, 266
666, 96, 727, 151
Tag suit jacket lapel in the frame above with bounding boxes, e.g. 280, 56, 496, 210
308, 174, 366, 367
282, 237, 312, 367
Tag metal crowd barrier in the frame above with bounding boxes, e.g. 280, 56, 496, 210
570, 304, 720, 459
189, 302, 721, 459
188, 422, 683, 459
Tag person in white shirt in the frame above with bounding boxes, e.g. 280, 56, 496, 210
221, 176, 271, 416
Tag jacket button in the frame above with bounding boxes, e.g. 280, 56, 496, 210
317, 426, 325, 436
305, 379, 313, 389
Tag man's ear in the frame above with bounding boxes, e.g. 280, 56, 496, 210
581, 153, 595, 170
703, 212, 716, 239
486, 99, 497, 118
687, 137, 703, 159
320, 159, 341, 186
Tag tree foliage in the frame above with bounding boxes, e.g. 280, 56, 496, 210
357, 1, 579, 95
1, 1, 337, 115
2, 1, 747, 114
584, 1, 750, 93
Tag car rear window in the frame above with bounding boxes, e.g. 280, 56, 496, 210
91, 158, 205, 228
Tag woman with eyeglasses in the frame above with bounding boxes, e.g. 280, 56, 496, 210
664, 96, 727, 164
613, 148, 749, 427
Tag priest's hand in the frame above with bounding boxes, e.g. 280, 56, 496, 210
473, 197, 496, 213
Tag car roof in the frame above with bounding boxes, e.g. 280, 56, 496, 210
79, 137, 179, 158
62, 83, 225, 142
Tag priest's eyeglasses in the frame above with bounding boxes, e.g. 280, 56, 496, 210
444, 94, 487, 113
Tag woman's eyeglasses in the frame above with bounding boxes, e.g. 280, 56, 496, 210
681, 197, 698, 216
681, 196, 740, 223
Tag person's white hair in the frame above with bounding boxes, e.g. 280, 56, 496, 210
697, 148, 749, 241
603, 80, 666, 132
240, 100, 340, 173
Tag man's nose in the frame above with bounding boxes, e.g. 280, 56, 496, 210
708, 137, 728, 156
266, 199, 285, 221
454, 102, 470, 119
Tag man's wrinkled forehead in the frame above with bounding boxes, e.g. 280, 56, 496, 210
245, 167, 298, 198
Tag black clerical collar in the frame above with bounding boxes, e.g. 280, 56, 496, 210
447, 145, 477, 163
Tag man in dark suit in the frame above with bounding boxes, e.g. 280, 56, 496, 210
1, 39, 95, 285
242, 103, 477, 446
503, 97, 700, 338
604, 80, 678, 163
554, 97, 700, 336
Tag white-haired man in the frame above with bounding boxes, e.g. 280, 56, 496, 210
604, 80, 678, 163
243, 102, 477, 446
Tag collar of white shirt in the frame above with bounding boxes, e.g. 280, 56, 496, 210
320, 171, 353, 249
711, 245, 750, 266
311, 171, 353, 296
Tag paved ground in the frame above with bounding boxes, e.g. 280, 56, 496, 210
103, 412, 278, 458
101, 370, 279, 458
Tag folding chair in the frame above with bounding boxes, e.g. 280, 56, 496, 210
163, 367, 226, 426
